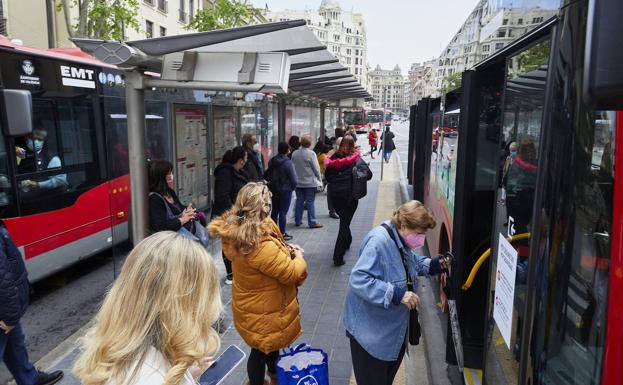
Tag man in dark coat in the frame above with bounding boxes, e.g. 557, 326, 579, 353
241, 133, 265, 181
0, 222, 63, 385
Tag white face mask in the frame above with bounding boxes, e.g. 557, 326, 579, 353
27, 139, 44, 153
253, 143, 260, 152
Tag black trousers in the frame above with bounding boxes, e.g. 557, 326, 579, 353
350, 337, 406, 385
247, 348, 278, 385
327, 184, 335, 213
331, 194, 358, 262
222, 251, 232, 278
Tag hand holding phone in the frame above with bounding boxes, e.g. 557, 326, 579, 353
199, 345, 246, 385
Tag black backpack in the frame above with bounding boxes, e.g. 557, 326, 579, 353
352, 158, 373, 200
264, 160, 283, 196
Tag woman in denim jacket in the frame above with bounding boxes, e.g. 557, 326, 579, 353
342, 200, 449, 385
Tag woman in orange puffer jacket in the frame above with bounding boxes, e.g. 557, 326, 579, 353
208, 182, 308, 385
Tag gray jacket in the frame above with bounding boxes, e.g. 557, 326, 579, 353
291, 147, 322, 188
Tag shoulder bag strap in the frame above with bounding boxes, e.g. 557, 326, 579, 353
381, 223, 414, 291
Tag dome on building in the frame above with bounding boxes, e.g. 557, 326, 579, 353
319, 0, 341, 10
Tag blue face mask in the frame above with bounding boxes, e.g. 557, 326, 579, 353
510, 150, 517, 157
26, 139, 44, 153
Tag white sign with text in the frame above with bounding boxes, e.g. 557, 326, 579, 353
493, 233, 518, 349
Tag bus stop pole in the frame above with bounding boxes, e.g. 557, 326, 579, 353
125, 71, 149, 245
380, 86, 387, 181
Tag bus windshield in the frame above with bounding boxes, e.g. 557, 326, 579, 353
344, 111, 364, 125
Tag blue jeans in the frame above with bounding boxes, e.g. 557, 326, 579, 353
0, 322, 38, 385
294, 187, 318, 226
271, 190, 293, 235
384, 150, 393, 162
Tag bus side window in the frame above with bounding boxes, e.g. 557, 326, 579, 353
15, 99, 100, 216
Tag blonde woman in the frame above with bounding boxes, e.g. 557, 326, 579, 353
209, 183, 308, 385
73, 232, 222, 385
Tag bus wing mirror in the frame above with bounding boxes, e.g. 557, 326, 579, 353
583, 0, 623, 109
1, 89, 33, 136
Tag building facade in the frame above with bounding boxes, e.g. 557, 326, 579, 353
264, 0, 368, 88
0, 0, 240, 49
367, 64, 407, 113
412, 0, 559, 100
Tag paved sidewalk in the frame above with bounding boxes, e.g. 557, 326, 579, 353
33, 151, 433, 385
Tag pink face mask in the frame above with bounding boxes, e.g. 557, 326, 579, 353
405, 233, 426, 250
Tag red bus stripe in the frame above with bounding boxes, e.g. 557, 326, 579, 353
603, 111, 623, 385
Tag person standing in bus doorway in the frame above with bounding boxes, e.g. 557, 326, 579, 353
380, 126, 396, 163
15, 125, 68, 193
212, 147, 250, 285
343, 201, 450, 385
292, 135, 323, 229
0, 221, 64, 385
241, 134, 265, 182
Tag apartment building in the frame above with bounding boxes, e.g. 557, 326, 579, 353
264, 0, 369, 88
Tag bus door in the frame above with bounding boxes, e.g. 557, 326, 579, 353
481, 37, 552, 384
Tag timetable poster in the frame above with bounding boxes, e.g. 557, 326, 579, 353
174, 107, 209, 209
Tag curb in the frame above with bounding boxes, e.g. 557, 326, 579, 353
394, 151, 410, 204
36, 319, 94, 373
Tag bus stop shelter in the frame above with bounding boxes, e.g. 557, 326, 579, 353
73, 19, 372, 243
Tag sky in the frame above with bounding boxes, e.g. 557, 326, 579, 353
250, 0, 480, 75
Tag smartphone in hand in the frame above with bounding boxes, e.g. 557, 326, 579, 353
199, 345, 246, 385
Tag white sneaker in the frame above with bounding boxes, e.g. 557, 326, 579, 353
225, 278, 233, 285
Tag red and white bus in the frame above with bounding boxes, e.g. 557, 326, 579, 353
410, 1, 623, 384
0, 36, 299, 282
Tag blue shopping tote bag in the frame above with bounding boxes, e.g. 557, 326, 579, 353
276, 344, 329, 385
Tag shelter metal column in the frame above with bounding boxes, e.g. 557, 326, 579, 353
125, 72, 149, 244
278, 96, 286, 142
320, 103, 326, 134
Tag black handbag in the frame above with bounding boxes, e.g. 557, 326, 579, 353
382, 223, 421, 345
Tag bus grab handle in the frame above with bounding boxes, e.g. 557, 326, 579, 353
461, 232, 531, 291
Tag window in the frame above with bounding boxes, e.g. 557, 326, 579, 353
334, 34, 340, 42
355, 57, 358, 65
532, 17, 544, 24
346, 48, 351, 55
179, 0, 186, 22
144, 0, 154, 5
482, 44, 490, 52
15, 98, 100, 215
517, 18, 523, 25
145, 20, 153, 38
157, 0, 167, 12
189, 0, 194, 19
495, 42, 504, 50
502, 18, 508, 25
498, 30, 506, 38
355, 49, 359, 56
160, 26, 166, 36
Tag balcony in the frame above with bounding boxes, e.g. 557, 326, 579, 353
157, 0, 168, 13
178, 9, 188, 23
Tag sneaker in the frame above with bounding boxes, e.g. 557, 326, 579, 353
329, 211, 339, 219
34, 370, 63, 385
225, 274, 233, 285
309, 223, 324, 229
294, 222, 302, 227
333, 258, 345, 267
283, 233, 293, 241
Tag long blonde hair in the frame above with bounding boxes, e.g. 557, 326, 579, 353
73, 232, 222, 385
208, 182, 272, 256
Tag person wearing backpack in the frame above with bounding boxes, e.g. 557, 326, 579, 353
324, 136, 372, 266
265, 142, 298, 241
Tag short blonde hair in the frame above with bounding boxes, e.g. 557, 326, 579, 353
74, 232, 222, 385
391, 200, 436, 231
208, 182, 273, 256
